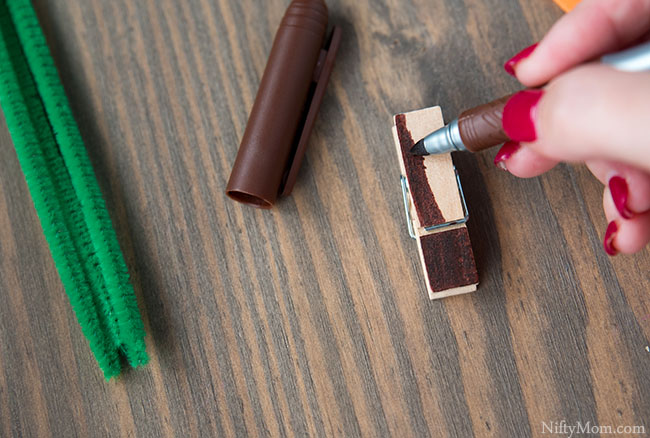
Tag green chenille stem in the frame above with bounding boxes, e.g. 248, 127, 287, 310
0, 2, 121, 378
0, 0, 148, 376
7, 0, 148, 368
36, 81, 124, 374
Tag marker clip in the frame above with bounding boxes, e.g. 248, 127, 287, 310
281, 26, 342, 196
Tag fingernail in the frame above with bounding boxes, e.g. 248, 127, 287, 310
603, 221, 619, 256
608, 176, 634, 219
504, 43, 538, 76
503, 90, 544, 142
493, 141, 521, 171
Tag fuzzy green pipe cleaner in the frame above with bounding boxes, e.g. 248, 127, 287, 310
0, 0, 148, 379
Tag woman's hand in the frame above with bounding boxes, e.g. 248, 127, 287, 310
495, 0, 650, 255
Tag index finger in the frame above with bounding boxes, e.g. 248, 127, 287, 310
514, 0, 650, 87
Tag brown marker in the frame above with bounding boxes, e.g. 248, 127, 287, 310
226, 0, 341, 208
410, 40, 650, 156
409, 94, 513, 155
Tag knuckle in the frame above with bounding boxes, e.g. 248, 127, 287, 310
535, 65, 604, 157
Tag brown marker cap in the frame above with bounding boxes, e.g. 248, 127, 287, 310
226, 0, 341, 208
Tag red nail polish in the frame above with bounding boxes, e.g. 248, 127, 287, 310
493, 141, 521, 171
609, 176, 634, 219
604, 221, 619, 256
503, 90, 543, 142
504, 43, 538, 76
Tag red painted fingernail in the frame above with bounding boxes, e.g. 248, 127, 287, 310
603, 221, 619, 256
493, 141, 521, 171
503, 90, 543, 142
504, 43, 538, 76
609, 176, 634, 219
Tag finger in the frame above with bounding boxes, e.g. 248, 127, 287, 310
603, 188, 650, 254
493, 141, 558, 178
514, 0, 650, 86
587, 160, 650, 215
502, 65, 650, 174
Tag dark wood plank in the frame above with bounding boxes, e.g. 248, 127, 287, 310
0, 0, 648, 437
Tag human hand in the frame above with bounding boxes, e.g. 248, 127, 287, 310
494, 0, 650, 255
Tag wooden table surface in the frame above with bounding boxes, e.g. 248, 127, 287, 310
1, 0, 649, 437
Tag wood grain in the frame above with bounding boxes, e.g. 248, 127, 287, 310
0, 0, 649, 437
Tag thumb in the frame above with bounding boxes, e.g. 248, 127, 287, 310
502, 64, 650, 174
